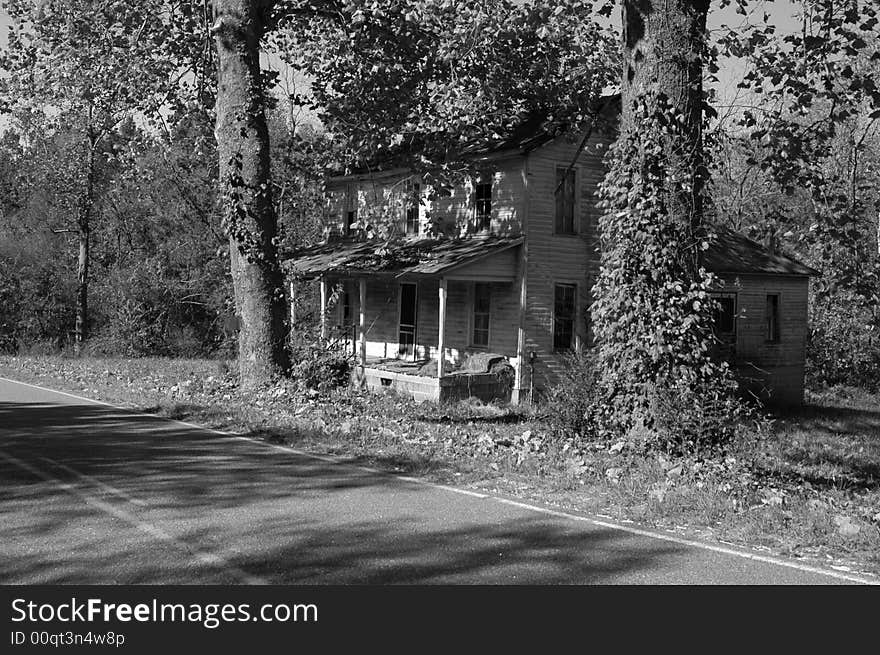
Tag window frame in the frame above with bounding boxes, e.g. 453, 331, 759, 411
474, 176, 492, 232
552, 282, 578, 352
404, 180, 420, 236
554, 166, 577, 235
470, 282, 491, 349
710, 292, 737, 341
765, 293, 781, 343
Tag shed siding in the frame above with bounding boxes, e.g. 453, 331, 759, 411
720, 274, 809, 405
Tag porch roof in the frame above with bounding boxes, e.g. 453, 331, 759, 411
282, 234, 523, 280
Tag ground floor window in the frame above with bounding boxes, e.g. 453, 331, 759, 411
553, 283, 576, 351
472, 282, 491, 348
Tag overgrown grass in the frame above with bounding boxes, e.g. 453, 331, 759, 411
1, 354, 878, 577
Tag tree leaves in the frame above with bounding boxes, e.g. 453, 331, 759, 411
274, 0, 617, 180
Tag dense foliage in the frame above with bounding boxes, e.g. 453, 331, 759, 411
590, 96, 743, 448
711, 0, 880, 390
280, 0, 617, 210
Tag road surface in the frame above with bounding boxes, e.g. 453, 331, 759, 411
0, 376, 871, 584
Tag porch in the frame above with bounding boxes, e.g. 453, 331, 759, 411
283, 235, 526, 403
357, 357, 514, 403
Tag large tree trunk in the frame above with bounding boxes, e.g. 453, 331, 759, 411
74, 142, 95, 353
74, 224, 89, 350
213, 0, 289, 388
621, 0, 710, 273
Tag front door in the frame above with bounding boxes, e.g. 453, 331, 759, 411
398, 282, 418, 358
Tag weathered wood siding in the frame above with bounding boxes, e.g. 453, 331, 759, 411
719, 274, 809, 405
445, 246, 519, 281
324, 157, 526, 238
519, 132, 612, 395
322, 276, 519, 366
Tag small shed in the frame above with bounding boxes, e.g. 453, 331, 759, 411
705, 228, 821, 405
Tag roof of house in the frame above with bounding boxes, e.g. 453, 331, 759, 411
704, 227, 821, 277
283, 226, 819, 280
282, 234, 524, 279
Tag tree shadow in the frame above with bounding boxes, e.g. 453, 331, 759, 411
0, 400, 695, 584
763, 400, 880, 489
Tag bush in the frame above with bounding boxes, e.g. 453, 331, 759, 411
545, 351, 602, 441
287, 334, 354, 394
644, 376, 759, 457
546, 349, 758, 456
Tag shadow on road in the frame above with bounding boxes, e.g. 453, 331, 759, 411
0, 400, 685, 584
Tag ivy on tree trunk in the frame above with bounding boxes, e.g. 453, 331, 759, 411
213, 0, 289, 388
621, 0, 710, 272
591, 0, 741, 447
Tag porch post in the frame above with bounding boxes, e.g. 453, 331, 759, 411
513, 243, 528, 404
437, 277, 447, 379
289, 280, 296, 327
319, 276, 328, 339
359, 277, 367, 376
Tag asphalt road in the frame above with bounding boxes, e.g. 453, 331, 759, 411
0, 376, 871, 585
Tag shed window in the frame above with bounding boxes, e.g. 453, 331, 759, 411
475, 180, 492, 231
553, 283, 577, 350
472, 283, 491, 348
555, 167, 576, 234
766, 294, 780, 342
711, 293, 736, 339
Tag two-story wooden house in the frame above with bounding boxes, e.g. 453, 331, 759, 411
284, 109, 819, 405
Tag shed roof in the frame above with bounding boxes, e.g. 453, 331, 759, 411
704, 227, 821, 277
283, 234, 523, 279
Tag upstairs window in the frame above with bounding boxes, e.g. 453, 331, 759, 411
555, 167, 576, 234
405, 182, 420, 235
475, 180, 492, 231
344, 210, 355, 236
472, 283, 491, 348
766, 294, 780, 342
553, 283, 577, 351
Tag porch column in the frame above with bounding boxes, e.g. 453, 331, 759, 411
319, 276, 328, 339
437, 277, 447, 379
359, 277, 367, 375
289, 280, 296, 326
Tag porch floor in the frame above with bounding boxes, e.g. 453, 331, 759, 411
356, 356, 513, 403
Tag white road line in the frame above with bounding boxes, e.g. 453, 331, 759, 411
40, 456, 149, 507
1, 375, 877, 585
0, 449, 266, 585
490, 498, 877, 585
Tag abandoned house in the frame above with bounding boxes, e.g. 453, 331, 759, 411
283, 109, 819, 406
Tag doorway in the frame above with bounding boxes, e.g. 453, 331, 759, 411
398, 282, 418, 358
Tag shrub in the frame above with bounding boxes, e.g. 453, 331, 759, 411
545, 350, 602, 441
644, 376, 760, 457
288, 334, 354, 394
